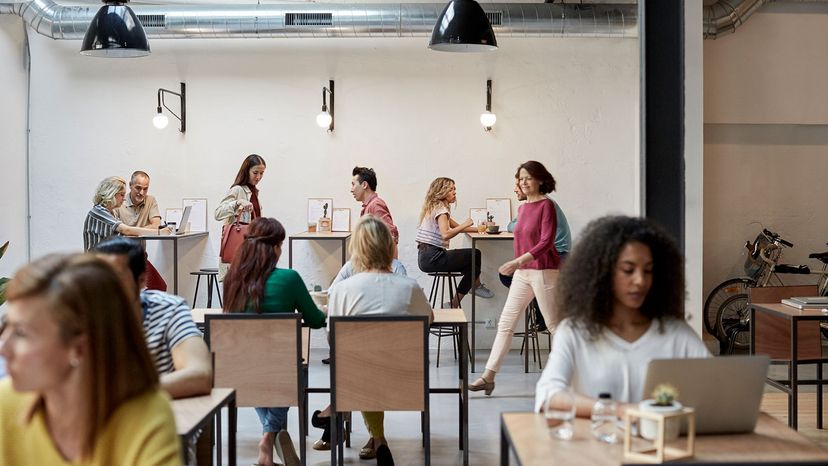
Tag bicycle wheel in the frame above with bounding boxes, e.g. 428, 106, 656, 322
716, 294, 751, 349
703, 277, 756, 335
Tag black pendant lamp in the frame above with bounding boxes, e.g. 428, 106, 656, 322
80, 0, 150, 58
429, 0, 497, 52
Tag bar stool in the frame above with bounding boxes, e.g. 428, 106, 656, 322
426, 272, 463, 367
514, 299, 544, 373
190, 268, 222, 308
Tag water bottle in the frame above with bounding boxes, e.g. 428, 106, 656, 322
591, 392, 618, 444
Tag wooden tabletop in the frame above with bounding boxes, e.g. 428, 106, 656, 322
191, 308, 223, 325
751, 302, 828, 319
467, 232, 515, 240
290, 231, 352, 239
171, 388, 235, 437
501, 412, 828, 465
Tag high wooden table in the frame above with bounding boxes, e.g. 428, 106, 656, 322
467, 232, 514, 372
288, 231, 351, 269
139, 231, 209, 295
750, 302, 828, 429
430, 308, 470, 466
172, 388, 236, 466
500, 412, 828, 465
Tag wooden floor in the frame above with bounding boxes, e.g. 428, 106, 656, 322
761, 390, 828, 449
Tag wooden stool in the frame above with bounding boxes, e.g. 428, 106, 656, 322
426, 272, 463, 368
190, 268, 222, 308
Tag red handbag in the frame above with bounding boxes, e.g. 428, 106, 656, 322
219, 218, 248, 264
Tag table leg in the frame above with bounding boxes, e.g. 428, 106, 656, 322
228, 395, 237, 466
289, 238, 293, 269
500, 418, 509, 466
173, 238, 179, 295
216, 408, 223, 466
461, 323, 469, 466
471, 238, 477, 373
791, 319, 798, 429
341, 239, 346, 266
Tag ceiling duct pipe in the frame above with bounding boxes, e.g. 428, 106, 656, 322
702, 0, 767, 39
0, 0, 637, 40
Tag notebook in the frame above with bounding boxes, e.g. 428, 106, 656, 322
781, 297, 828, 310
642, 356, 769, 434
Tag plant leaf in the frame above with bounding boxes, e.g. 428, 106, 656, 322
0, 241, 8, 261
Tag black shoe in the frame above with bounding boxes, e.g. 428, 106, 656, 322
322, 357, 330, 365
311, 410, 328, 428
376, 444, 394, 466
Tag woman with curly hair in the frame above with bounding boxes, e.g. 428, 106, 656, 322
534, 215, 709, 416
415, 177, 492, 308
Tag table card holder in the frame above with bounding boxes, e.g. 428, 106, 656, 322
332, 208, 351, 232
623, 407, 695, 464
308, 198, 333, 233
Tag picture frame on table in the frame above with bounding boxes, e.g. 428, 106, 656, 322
182, 198, 208, 232
332, 208, 351, 232
307, 198, 333, 226
485, 198, 512, 228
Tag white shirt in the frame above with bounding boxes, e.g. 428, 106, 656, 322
327, 272, 433, 330
534, 317, 710, 412
329, 259, 408, 289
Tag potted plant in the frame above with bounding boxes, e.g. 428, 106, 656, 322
0, 241, 9, 306
638, 384, 683, 441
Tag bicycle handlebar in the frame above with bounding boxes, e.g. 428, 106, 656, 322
763, 228, 794, 248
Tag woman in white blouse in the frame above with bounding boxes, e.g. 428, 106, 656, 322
534, 215, 709, 416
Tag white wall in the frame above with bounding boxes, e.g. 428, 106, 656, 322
704, 3, 828, 306
0, 16, 28, 288
3, 25, 640, 347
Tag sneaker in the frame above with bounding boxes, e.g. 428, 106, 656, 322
275, 431, 300, 466
474, 283, 495, 298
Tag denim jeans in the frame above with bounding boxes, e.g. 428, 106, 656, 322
255, 407, 289, 433
417, 244, 481, 295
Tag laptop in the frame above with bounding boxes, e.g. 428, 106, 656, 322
642, 355, 769, 434
173, 205, 192, 234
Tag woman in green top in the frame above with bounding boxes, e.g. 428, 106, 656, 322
223, 217, 325, 466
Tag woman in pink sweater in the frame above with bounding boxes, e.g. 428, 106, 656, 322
471, 161, 561, 395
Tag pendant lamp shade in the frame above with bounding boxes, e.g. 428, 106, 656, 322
429, 0, 497, 52
80, 1, 150, 58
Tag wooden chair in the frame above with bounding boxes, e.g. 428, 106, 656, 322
749, 285, 824, 428
328, 315, 430, 466
205, 314, 306, 465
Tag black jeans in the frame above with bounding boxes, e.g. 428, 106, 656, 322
417, 244, 482, 295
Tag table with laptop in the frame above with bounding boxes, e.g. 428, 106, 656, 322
502, 356, 828, 465
140, 205, 208, 295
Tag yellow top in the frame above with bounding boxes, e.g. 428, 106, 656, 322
0, 378, 182, 466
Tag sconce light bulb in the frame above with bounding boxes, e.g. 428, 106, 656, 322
153, 112, 169, 129
480, 111, 497, 129
316, 111, 333, 129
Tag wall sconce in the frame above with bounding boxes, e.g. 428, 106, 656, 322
80, 0, 150, 57
480, 79, 496, 132
153, 82, 186, 133
316, 80, 335, 132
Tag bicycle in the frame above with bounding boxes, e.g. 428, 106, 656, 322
703, 228, 828, 350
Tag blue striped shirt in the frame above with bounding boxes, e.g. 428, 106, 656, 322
140, 290, 202, 375
83, 204, 121, 251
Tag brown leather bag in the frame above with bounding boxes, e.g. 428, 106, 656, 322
219, 218, 248, 264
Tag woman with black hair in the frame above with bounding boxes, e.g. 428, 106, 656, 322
534, 215, 709, 416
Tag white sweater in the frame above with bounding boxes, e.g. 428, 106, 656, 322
327, 272, 433, 330
534, 317, 710, 412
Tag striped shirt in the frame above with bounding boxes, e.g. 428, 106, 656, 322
415, 206, 449, 248
140, 290, 202, 375
83, 204, 121, 251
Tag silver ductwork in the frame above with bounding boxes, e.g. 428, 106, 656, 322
0, 0, 638, 40
702, 0, 767, 39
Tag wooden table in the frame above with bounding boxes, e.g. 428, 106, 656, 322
500, 412, 828, 466
139, 231, 209, 295
467, 232, 514, 372
288, 231, 351, 269
750, 302, 828, 429
172, 388, 236, 466
430, 308, 470, 466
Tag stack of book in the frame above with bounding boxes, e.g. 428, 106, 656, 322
780, 296, 828, 310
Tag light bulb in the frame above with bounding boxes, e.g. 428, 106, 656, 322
480, 111, 497, 129
153, 112, 169, 129
316, 111, 332, 129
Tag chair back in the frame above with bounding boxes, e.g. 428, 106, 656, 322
749, 285, 821, 360
205, 313, 302, 408
330, 315, 429, 412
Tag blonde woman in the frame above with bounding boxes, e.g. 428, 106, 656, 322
83, 176, 172, 251
0, 254, 181, 465
215, 154, 266, 279
318, 215, 432, 464
416, 177, 493, 308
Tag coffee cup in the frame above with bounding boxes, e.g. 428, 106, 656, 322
486, 225, 500, 234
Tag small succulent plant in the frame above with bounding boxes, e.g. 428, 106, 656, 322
323, 203, 329, 218
487, 212, 494, 223
0, 241, 9, 306
651, 383, 678, 406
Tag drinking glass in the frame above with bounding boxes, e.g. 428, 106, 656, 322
544, 390, 576, 440
477, 223, 487, 234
